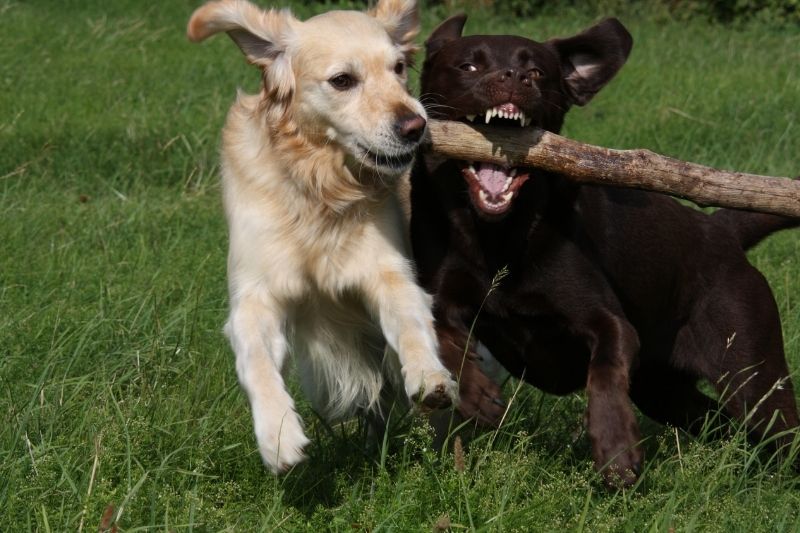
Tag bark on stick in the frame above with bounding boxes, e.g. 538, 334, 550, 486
424, 119, 800, 218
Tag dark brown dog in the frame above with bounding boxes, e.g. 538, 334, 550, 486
410, 14, 800, 486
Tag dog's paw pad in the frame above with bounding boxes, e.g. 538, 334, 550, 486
602, 466, 639, 489
406, 366, 459, 410
598, 451, 643, 489
421, 383, 454, 409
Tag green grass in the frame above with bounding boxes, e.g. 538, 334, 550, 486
2, 0, 799, 530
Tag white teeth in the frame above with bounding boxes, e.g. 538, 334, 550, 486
466, 114, 476, 122
509, 168, 517, 177
478, 188, 514, 208
468, 164, 476, 174
504, 177, 512, 189
481, 107, 530, 127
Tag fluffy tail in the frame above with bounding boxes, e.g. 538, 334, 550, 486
712, 177, 799, 250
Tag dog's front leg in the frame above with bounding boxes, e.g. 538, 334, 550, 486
226, 294, 309, 473
363, 266, 458, 409
436, 315, 506, 427
582, 312, 642, 487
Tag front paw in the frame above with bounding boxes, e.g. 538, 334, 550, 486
407, 369, 459, 410
596, 446, 643, 488
254, 408, 311, 474
456, 366, 506, 427
588, 410, 643, 488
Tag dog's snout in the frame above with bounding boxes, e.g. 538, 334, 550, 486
395, 113, 427, 143
500, 68, 532, 87
501, 69, 517, 81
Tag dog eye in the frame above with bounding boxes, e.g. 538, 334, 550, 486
459, 63, 478, 72
329, 73, 357, 91
530, 68, 544, 79
394, 61, 405, 75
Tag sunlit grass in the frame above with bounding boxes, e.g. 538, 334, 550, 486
1, 1, 799, 530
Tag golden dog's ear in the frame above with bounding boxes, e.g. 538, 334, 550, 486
188, 0, 296, 66
370, 0, 420, 54
188, 0, 297, 98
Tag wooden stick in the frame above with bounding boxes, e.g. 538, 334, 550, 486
424, 119, 800, 218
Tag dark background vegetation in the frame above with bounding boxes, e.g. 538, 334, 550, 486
425, 0, 800, 25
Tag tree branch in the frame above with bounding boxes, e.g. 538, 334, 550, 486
424, 119, 800, 218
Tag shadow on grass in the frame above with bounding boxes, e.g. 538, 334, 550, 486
277, 405, 422, 515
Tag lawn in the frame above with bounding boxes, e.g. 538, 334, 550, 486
1, 0, 799, 530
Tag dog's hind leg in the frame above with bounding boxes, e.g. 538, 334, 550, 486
226, 293, 310, 474
673, 265, 800, 450
630, 364, 724, 436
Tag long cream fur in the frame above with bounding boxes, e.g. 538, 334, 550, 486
188, 0, 457, 473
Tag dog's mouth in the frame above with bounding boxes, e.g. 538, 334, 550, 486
460, 161, 529, 217
462, 102, 532, 128
357, 144, 417, 174
457, 103, 531, 218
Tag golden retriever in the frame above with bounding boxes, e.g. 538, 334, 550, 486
187, 0, 457, 473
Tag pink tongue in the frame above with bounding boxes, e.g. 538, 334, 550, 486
476, 163, 511, 196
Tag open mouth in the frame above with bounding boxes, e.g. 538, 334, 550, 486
458, 103, 531, 217
464, 102, 532, 128
461, 162, 529, 216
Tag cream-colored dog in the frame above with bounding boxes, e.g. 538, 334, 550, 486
187, 0, 458, 473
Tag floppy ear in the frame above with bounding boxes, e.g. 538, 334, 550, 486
425, 13, 467, 58
371, 0, 420, 56
188, 0, 297, 99
548, 18, 632, 106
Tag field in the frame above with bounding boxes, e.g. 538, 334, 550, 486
1, 0, 799, 530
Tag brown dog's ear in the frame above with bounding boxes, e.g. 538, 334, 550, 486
188, 0, 297, 99
371, 0, 420, 56
425, 13, 467, 58
548, 18, 632, 106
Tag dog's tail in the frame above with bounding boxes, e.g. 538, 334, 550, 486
712, 177, 799, 250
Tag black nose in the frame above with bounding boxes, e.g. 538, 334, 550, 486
502, 69, 515, 79
501, 68, 531, 86
395, 113, 427, 143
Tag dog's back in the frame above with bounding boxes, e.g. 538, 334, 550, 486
711, 181, 800, 249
